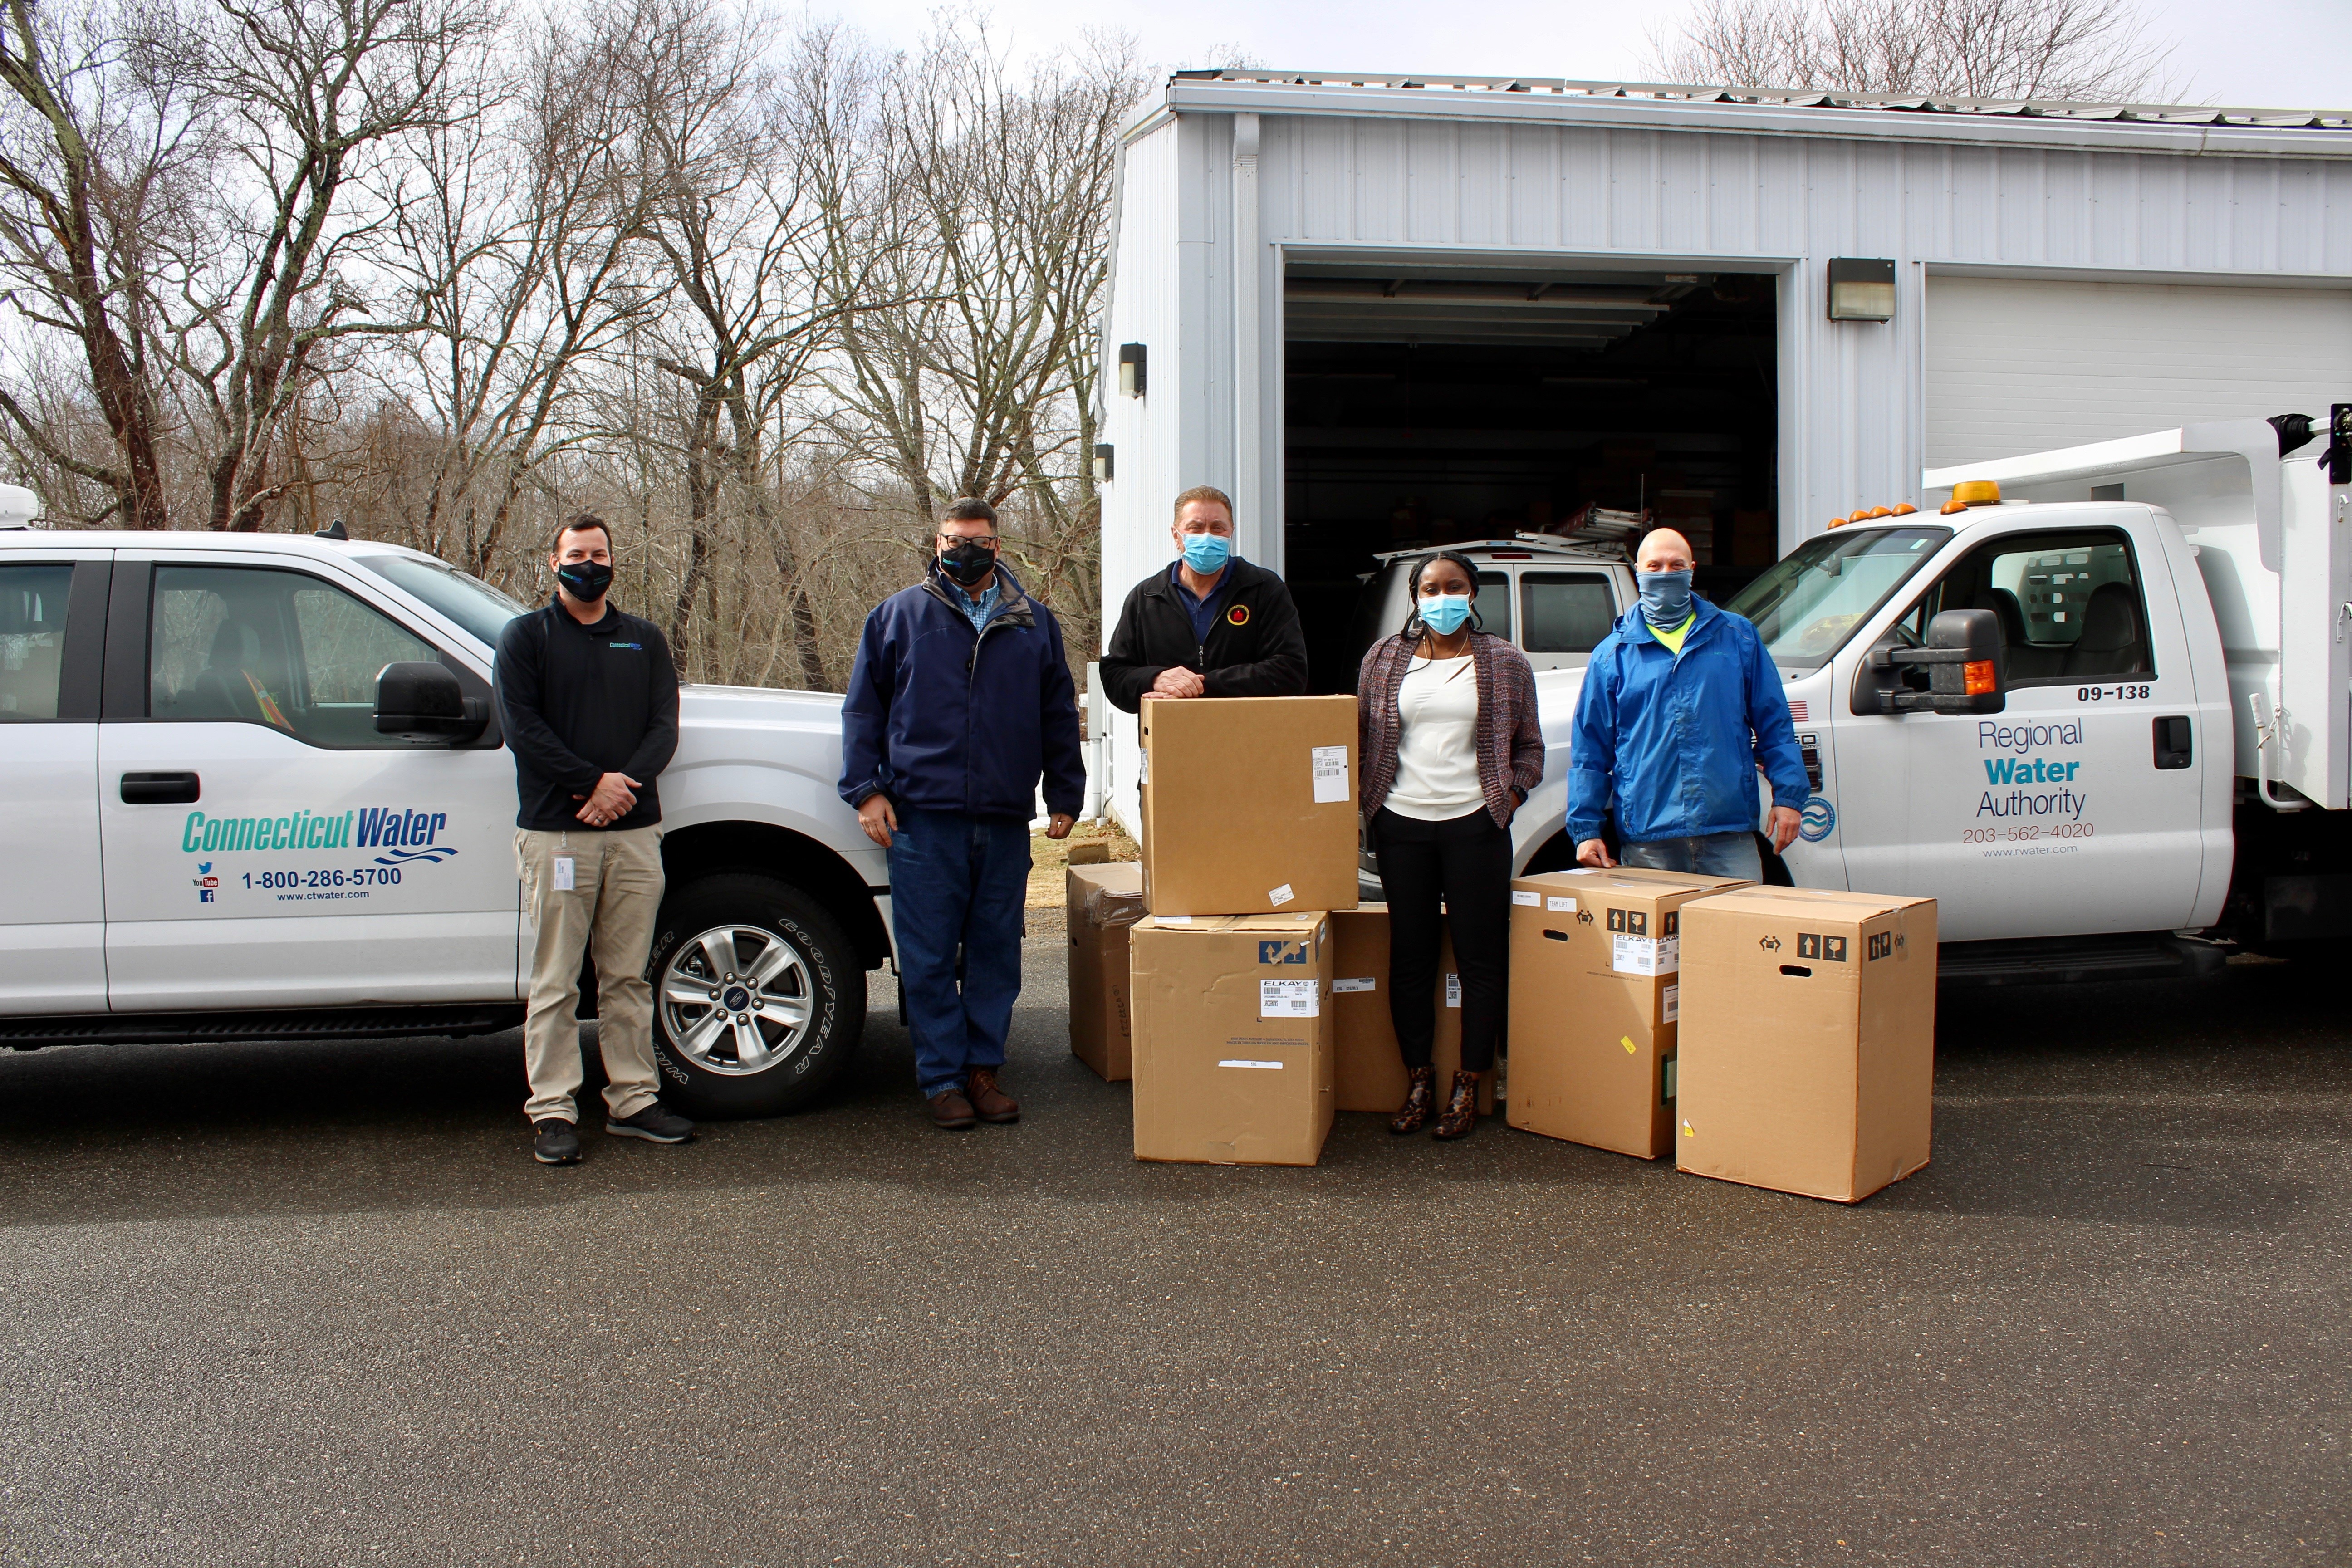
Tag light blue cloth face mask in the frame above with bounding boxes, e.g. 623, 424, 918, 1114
1180, 532, 1231, 574
1418, 593, 1471, 636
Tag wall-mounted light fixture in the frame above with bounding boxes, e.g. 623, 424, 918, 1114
1827, 258, 1896, 322
1092, 444, 1114, 483
1118, 343, 1147, 397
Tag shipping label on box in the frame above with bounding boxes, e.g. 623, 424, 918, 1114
1139, 696, 1359, 916
1675, 887, 1937, 1203
1504, 868, 1749, 1160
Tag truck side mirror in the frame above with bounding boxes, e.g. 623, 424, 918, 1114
1850, 608, 2005, 715
376, 660, 488, 743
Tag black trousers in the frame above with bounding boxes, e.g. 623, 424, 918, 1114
1373, 805, 1511, 1074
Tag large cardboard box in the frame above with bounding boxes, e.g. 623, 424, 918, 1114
1330, 909, 1491, 1114
1067, 862, 1147, 1081
1137, 695, 1359, 916
1505, 867, 1749, 1158
1130, 911, 1336, 1166
1676, 887, 1938, 1203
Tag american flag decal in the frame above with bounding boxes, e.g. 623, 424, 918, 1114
1787, 700, 1809, 723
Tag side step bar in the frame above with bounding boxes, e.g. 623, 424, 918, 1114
1936, 934, 2230, 989
0, 1004, 526, 1051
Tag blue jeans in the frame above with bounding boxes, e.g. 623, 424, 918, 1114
1621, 830, 1763, 882
887, 809, 1031, 1098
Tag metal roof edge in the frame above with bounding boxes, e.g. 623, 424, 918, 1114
1157, 81, 2352, 160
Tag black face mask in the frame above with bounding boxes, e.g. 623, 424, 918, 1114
556, 560, 613, 603
938, 540, 996, 588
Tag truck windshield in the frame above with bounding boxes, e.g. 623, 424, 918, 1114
359, 554, 527, 651
1723, 526, 1950, 674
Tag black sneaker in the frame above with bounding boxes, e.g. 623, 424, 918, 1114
607, 1102, 696, 1144
533, 1119, 581, 1165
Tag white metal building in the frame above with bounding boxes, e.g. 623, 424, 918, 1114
1090, 72, 2352, 799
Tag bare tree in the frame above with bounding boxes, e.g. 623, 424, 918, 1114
382, 10, 660, 573
818, 26, 1144, 658
1651, 0, 2177, 102
0, 0, 195, 525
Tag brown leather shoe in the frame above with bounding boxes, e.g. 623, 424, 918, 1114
1431, 1069, 1482, 1140
929, 1088, 977, 1130
1389, 1065, 1437, 1135
966, 1068, 1020, 1124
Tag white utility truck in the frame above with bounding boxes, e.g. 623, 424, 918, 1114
1732, 410, 2352, 980
1313, 413, 2351, 981
0, 519, 890, 1113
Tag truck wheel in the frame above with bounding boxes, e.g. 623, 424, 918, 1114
646, 873, 866, 1118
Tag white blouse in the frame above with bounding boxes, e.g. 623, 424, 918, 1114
1386, 654, 1484, 821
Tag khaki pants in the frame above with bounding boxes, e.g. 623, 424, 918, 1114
515, 825, 665, 1125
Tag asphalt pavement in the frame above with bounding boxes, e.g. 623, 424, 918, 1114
0, 940, 2343, 1566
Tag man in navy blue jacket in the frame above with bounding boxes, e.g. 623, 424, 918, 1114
839, 499, 1086, 1129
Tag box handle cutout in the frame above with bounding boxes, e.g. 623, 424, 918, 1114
1543, 929, 1570, 942
1779, 964, 1813, 977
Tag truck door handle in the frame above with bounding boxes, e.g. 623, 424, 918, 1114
120, 771, 200, 804
2152, 717, 2192, 771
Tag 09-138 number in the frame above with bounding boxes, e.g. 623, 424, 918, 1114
2079, 684, 2151, 701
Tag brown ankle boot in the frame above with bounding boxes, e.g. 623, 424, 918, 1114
1390, 1065, 1437, 1135
1431, 1070, 1481, 1140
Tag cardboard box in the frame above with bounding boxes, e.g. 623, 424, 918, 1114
1505, 867, 1750, 1158
1137, 695, 1360, 917
1130, 911, 1336, 1166
1331, 907, 1406, 1112
1676, 887, 1938, 1203
1331, 908, 1492, 1114
1067, 862, 1147, 1081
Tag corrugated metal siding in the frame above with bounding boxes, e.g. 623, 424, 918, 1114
1098, 122, 1181, 615
1239, 116, 2352, 544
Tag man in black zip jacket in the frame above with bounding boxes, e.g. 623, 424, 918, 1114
1099, 485, 1310, 711
495, 513, 696, 1167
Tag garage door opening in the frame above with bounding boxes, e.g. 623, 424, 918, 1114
1282, 264, 1778, 692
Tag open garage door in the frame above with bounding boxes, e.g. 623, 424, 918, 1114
1926, 277, 2352, 468
1284, 264, 1779, 692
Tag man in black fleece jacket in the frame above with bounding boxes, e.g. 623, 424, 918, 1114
1099, 485, 1310, 712
495, 513, 695, 1166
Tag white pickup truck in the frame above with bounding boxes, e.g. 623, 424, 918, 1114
0, 521, 891, 1115
1333, 413, 2352, 981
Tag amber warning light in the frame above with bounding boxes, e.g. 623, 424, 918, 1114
1964, 660, 1998, 696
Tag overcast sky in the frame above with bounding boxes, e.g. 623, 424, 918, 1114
830, 0, 2350, 112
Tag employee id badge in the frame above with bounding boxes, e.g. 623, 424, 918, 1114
550, 853, 578, 892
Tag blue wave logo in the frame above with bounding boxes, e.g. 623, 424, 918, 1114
372, 846, 461, 866
1799, 797, 1837, 843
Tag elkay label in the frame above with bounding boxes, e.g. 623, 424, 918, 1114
1612, 934, 1678, 977
1259, 979, 1319, 1018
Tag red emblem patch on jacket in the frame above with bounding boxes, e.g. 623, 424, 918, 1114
1226, 603, 1250, 627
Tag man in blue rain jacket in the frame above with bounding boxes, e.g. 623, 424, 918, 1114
1567, 528, 1808, 882
840, 498, 1086, 1130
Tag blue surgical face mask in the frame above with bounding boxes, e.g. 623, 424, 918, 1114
1180, 531, 1231, 574
1638, 570, 1694, 627
1418, 593, 1471, 636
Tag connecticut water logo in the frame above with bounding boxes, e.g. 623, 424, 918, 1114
180, 804, 461, 867
1799, 796, 1838, 843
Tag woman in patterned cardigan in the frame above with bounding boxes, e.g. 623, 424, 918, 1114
1357, 551, 1545, 1139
